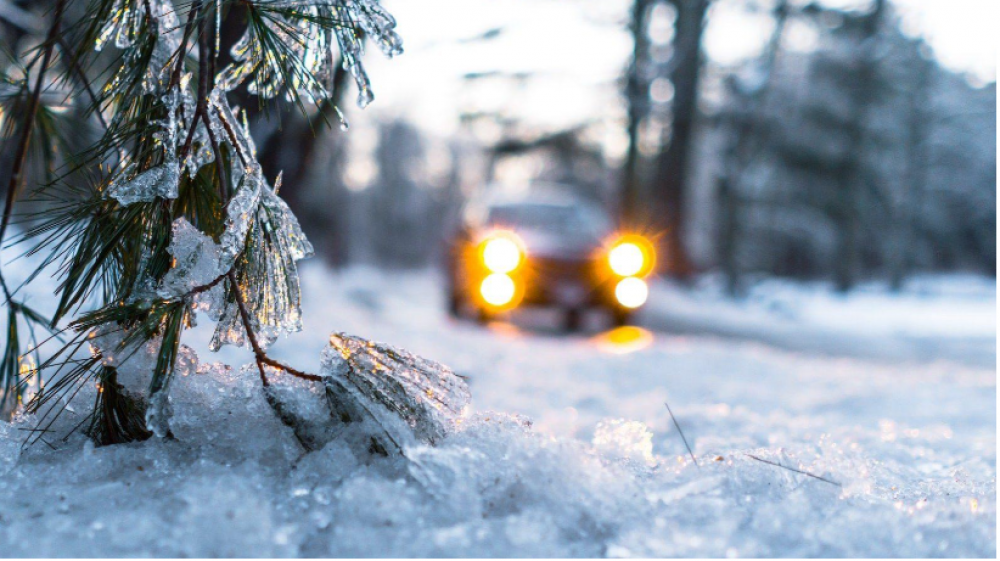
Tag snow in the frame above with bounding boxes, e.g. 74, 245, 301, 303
644, 273, 996, 367
0, 262, 994, 557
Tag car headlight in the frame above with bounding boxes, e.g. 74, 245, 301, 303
482, 233, 523, 274
609, 242, 644, 276
608, 235, 654, 277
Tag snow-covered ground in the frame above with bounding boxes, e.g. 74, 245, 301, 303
644, 274, 996, 368
0, 262, 995, 557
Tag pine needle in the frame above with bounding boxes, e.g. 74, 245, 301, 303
664, 400, 698, 469
745, 453, 842, 487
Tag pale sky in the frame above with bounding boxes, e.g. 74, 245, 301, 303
344, 0, 997, 140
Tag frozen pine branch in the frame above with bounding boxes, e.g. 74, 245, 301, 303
0, 0, 436, 450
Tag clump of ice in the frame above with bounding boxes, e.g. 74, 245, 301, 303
321, 332, 471, 451
158, 218, 226, 299
216, 0, 403, 108
106, 162, 180, 205
592, 418, 657, 468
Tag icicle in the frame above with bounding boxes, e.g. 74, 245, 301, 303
320, 333, 470, 451
145, 386, 173, 438
215, 0, 221, 53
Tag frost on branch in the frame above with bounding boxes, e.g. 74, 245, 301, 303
320, 333, 471, 452
216, 0, 403, 108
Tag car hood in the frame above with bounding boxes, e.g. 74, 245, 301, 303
516, 230, 601, 261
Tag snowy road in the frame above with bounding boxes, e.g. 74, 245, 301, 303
0, 264, 995, 556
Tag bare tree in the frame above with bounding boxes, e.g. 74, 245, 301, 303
651, 0, 710, 278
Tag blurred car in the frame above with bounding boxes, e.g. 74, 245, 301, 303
445, 189, 656, 330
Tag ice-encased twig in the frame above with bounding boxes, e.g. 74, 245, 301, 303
96, 0, 183, 92
208, 170, 314, 351
320, 333, 471, 451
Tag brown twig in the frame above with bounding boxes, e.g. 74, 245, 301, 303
745, 453, 842, 487
167, 0, 203, 91
189, 4, 319, 393
226, 271, 322, 385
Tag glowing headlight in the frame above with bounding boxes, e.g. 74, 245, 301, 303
615, 277, 648, 309
480, 273, 516, 306
482, 236, 522, 274
609, 242, 645, 277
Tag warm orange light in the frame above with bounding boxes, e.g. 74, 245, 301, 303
615, 277, 648, 308
609, 243, 644, 276
480, 273, 516, 306
608, 235, 655, 277
592, 326, 654, 354
480, 231, 524, 273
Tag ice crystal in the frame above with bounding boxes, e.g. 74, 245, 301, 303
216, 0, 403, 108
158, 218, 226, 299
320, 333, 471, 451
106, 161, 180, 205
218, 166, 265, 267
88, 327, 158, 391
157, 88, 216, 177
592, 419, 657, 468
145, 384, 173, 438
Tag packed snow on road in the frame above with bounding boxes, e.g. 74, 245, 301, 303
0, 263, 994, 557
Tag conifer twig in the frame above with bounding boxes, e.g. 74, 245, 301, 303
0, 0, 68, 289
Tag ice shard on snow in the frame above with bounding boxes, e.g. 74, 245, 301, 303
320, 333, 470, 451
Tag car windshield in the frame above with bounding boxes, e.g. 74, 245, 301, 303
487, 203, 611, 240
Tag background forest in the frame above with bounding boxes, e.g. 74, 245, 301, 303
0, 0, 995, 291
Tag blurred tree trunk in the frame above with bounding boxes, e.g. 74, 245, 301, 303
833, 0, 885, 292
621, 0, 653, 224
652, 0, 709, 278
717, 0, 789, 296
888, 53, 931, 291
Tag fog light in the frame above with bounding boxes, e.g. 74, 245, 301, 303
615, 277, 648, 309
480, 273, 516, 306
